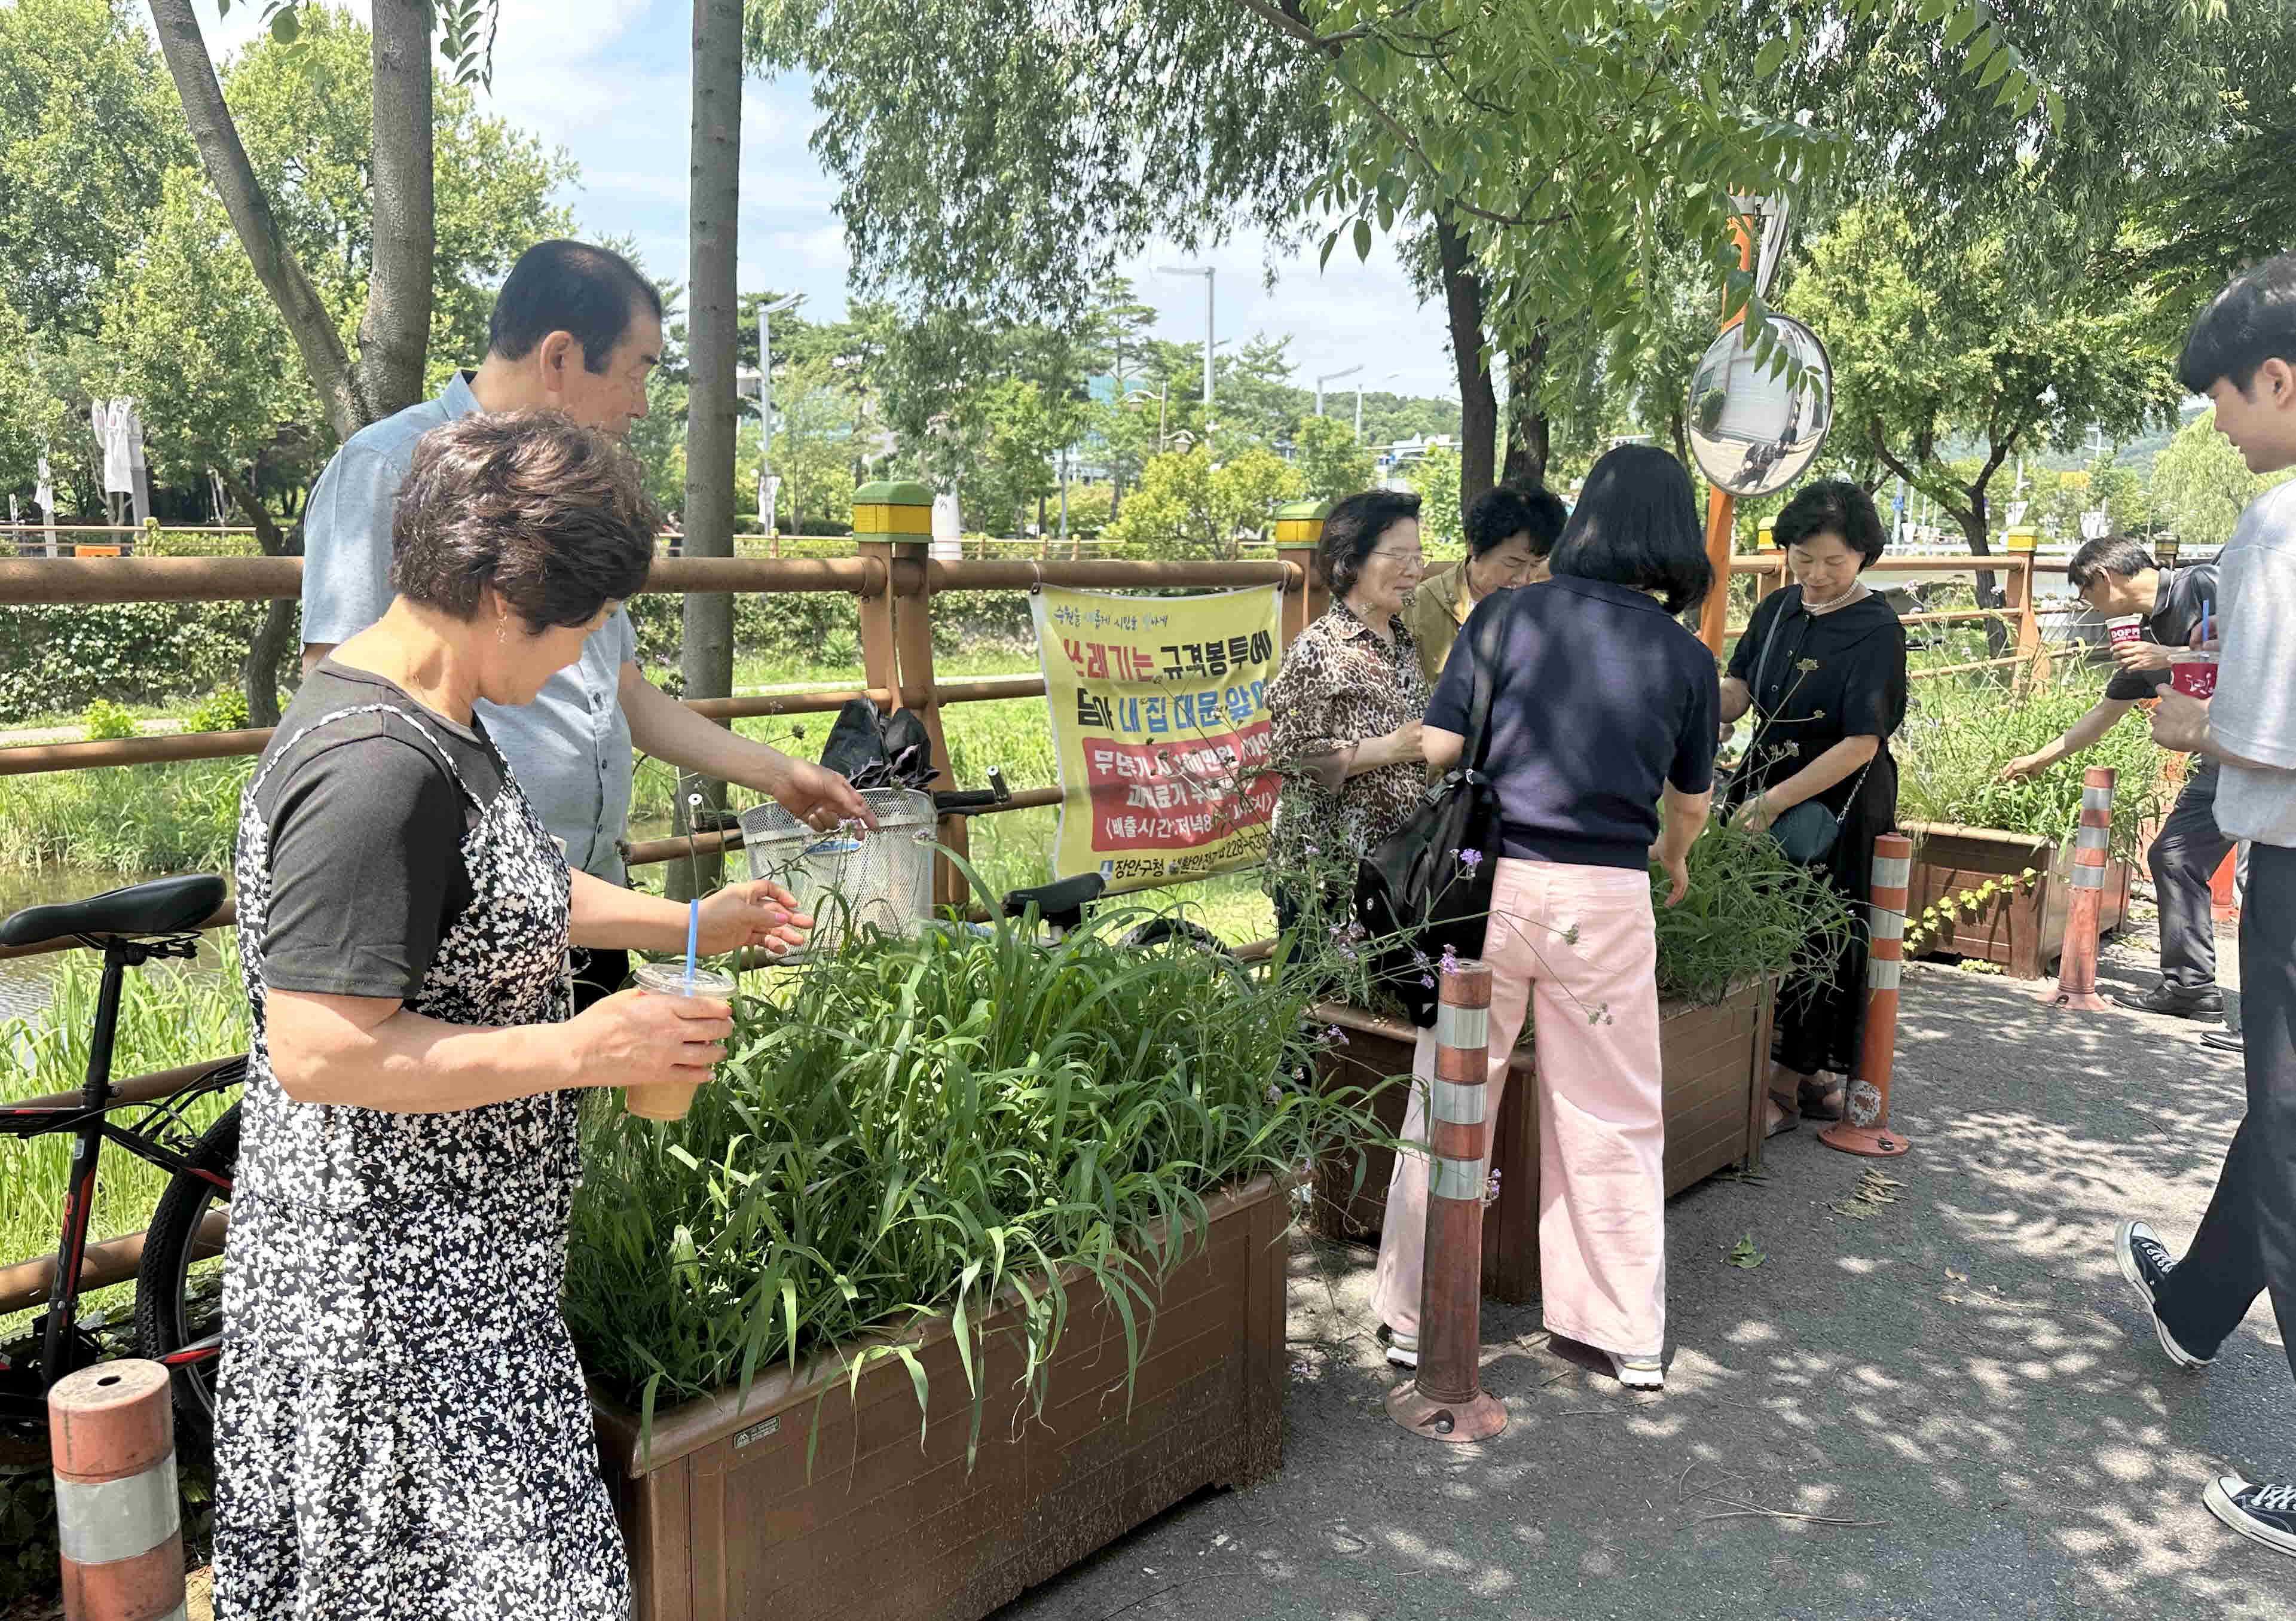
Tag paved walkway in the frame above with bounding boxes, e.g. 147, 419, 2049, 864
999, 917, 2293, 1621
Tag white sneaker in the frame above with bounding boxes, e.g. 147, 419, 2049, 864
1380, 1326, 1418, 1368
1607, 1351, 1664, 1391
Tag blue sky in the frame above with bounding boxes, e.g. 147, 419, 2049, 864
177, 0, 1463, 399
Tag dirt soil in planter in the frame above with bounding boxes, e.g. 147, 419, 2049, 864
992, 912, 2293, 1621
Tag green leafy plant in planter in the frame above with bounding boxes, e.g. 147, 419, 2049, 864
563, 879, 1392, 1444
1903, 868, 2041, 957
1896, 666, 2165, 863
1650, 822, 1858, 1008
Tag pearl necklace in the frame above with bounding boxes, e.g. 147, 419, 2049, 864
1801, 582, 1870, 618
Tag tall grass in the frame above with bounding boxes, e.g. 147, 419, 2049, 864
564, 877, 1385, 1430
0, 758, 248, 878
1897, 663, 2166, 861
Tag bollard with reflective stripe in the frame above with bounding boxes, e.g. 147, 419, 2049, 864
2043, 765, 2115, 1012
1822, 832, 1913, 1159
48, 1360, 185, 1621
1387, 960, 1508, 1444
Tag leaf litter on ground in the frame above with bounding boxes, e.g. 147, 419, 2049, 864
1833, 1168, 1904, 1221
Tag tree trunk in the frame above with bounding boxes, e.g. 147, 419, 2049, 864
675, 0, 746, 899
147, 0, 367, 439
215, 465, 299, 728
1500, 327, 1551, 488
1434, 213, 1497, 522
1953, 490, 2011, 656
1668, 406, 1689, 469
360, 0, 436, 423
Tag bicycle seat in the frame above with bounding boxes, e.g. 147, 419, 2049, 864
1001, 872, 1107, 921
0, 874, 227, 947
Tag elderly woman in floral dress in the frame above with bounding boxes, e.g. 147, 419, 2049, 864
1264, 489, 1432, 933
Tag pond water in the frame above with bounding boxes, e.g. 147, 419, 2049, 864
0, 866, 218, 1022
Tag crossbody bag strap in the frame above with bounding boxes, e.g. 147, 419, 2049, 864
1462, 599, 1509, 772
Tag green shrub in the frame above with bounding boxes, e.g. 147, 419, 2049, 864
564, 891, 1388, 1424
184, 688, 251, 734
80, 698, 139, 741
1897, 663, 2165, 861
1651, 823, 1858, 1006
0, 600, 278, 724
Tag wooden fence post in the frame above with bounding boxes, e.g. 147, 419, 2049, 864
1273, 500, 1328, 650
2004, 526, 2045, 686
856, 480, 965, 911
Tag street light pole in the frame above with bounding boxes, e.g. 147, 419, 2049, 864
1357, 370, 1399, 442
755, 292, 801, 535
1315, 364, 1362, 420
1158, 264, 1215, 426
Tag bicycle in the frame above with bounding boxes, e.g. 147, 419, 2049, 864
0, 873, 244, 1464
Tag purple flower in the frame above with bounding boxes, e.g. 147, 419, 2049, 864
1456, 848, 1484, 872
1482, 1169, 1502, 1208
1420, 975, 1436, 989
1265, 1083, 1283, 1105
1302, 842, 1320, 856
1325, 1024, 1349, 1047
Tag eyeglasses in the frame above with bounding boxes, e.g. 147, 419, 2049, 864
1368, 550, 1425, 565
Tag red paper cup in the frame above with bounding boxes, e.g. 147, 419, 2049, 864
2169, 656, 2218, 700
2105, 616, 2145, 646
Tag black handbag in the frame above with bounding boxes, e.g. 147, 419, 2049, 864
1354, 605, 1507, 1027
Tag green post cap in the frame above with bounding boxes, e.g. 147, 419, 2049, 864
1274, 499, 1330, 524
853, 480, 935, 508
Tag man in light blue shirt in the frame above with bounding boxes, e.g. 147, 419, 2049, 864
301, 240, 867, 1004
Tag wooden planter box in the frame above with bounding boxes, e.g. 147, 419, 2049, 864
590, 1176, 1288, 1621
1309, 979, 1774, 1304
1903, 821, 2132, 981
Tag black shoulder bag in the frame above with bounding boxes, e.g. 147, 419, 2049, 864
1354, 603, 1507, 1027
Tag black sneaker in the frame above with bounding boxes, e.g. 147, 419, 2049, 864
2204, 1475, 2296, 1558
2201, 1029, 2245, 1055
2114, 1219, 2215, 1369
2115, 982, 2225, 1019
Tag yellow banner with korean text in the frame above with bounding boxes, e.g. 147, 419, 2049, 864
1030, 585, 1285, 888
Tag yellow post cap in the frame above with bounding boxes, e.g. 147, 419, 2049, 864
2004, 526, 2040, 553
852, 479, 935, 541
1273, 499, 1329, 548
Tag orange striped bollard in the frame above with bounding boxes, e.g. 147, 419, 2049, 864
1823, 832, 1913, 1159
48, 1360, 184, 1621
2043, 765, 2115, 1012
1387, 959, 1508, 1443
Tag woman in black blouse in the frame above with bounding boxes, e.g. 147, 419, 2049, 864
1721, 480, 1908, 1131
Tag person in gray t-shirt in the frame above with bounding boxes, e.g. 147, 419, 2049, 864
2112, 251, 2296, 1564
299, 241, 868, 1005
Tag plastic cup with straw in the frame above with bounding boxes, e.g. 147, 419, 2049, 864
627, 897, 735, 1122
2171, 600, 2218, 699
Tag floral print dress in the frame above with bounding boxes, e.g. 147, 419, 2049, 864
212, 703, 629, 1620
1265, 600, 1433, 917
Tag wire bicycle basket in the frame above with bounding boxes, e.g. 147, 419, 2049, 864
740, 787, 938, 957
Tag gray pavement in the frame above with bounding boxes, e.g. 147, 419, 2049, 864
998, 915, 2294, 1621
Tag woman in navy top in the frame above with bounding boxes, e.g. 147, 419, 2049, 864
1371, 446, 1719, 1393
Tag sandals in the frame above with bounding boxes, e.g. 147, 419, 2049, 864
1797, 1077, 1846, 1123
1765, 1091, 1799, 1138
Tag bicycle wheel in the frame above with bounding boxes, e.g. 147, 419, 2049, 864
134, 1097, 238, 1469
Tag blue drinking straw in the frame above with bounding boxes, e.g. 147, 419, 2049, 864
2202, 603, 2211, 646
684, 898, 699, 994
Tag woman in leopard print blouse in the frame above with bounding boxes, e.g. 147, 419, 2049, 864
1264, 489, 1433, 931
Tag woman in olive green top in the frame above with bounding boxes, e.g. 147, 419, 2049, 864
1403, 483, 1570, 683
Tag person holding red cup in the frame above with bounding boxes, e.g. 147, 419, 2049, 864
1999, 535, 2244, 1023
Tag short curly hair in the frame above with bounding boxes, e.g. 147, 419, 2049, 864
1772, 479, 1887, 567
389, 411, 658, 631
1317, 489, 1423, 596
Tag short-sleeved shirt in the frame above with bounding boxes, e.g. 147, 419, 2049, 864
301, 371, 638, 881
2103, 563, 2219, 701
254, 663, 509, 1001
1427, 576, 1720, 870
2211, 482, 2296, 847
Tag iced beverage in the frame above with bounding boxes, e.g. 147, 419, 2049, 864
2169, 652, 2218, 700
2105, 615, 2145, 646
625, 961, 737, 1121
